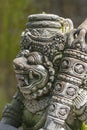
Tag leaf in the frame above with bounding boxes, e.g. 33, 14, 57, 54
81, 123, 87, 130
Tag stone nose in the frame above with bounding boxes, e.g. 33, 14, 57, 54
13, 57, 27, 70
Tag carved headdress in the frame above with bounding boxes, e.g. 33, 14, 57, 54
21, 14, 73, 60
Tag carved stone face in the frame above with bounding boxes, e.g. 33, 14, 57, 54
13, 51, 54, 100
13, 14, 74, 100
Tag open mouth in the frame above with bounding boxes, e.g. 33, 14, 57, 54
15, 73, 29, 87
14, 66, 42, 95
13, 57, 49, 96
13, 58, 40, 89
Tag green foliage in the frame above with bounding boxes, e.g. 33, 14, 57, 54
0, 0, 30, 62
81, 124, 87, 130
0, 0, 50, 62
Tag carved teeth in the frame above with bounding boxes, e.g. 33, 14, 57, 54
32, 93, 37, 99
29, 70, 33, 79
43, 87, 48, 94
24, 78, 29, 86
32, 87, 37, 92
37, 90, 43, 96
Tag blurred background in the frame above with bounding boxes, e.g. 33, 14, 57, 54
0, 0, 87, 119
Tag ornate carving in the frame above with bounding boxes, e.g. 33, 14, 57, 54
21, 29, 65, 61
1, 13, 78, 130
13, 14, 74, 130
13, 52, 55, 101
13, 14, 73, 117
42, 28, 87, 130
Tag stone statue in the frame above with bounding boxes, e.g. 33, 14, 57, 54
41, 24, 87, 130
0, 13, 87, 130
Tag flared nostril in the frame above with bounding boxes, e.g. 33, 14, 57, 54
15, 64, 24, 70
13, 60, 24, 70
13, 57, 26, 70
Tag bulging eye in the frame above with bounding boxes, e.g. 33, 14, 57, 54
27, 52, 43, 65
27, 56, 35, 64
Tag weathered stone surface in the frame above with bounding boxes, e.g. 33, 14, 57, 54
0, 123, 18, 130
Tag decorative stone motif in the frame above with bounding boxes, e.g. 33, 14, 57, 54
74, 63, 85, 74
59, 108, 67, 116
61, 59, 69, 69
55, 83, 62, 92
1, 14, 87, 130
66, 87, 76, 96
43, 26, 87, 130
